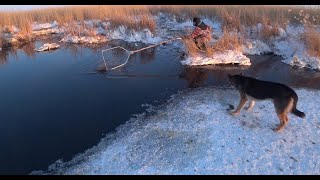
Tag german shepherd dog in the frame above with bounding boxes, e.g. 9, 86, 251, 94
227, 74, 305, 132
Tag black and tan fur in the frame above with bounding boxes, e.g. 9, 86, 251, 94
227, 74, 305, 132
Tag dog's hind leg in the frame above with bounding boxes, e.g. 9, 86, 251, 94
245, 100, 255, 111
273, 98, 293, 132
274, 113, 286, 132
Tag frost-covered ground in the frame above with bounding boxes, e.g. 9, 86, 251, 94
35, 43, 60, 52
32, 87, 320, 175
181, 50, 251, 66
1, 13, 320, 69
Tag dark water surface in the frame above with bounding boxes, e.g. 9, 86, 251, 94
0, 37, 319, 174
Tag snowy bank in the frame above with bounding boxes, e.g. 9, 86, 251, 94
31, 21, 64, 36
35, 43, 60, 52
32, 21, 58, 31
60, 34, 107, 44
273, 37, 320, 71
242, 40, 272, 55
181, 50, 251, 66
107, 26, 162, 44
32, 88, 320, 175
243, 24, 320, 71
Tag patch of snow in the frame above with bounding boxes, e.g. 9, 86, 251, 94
84, 20, 95, 28
102, 22, 110, 29
282, 54, 320, 70
32, 28, 64, 36
51, 27, 65, 34
2, 33, 12, 38
107, 26, 162, 44
285, 25, 305, 39
181, 50, 251, 66
96, 27, 107, 35
32, 21, 58, 31
257, 23, 263, 32
35, 43, 60, 52
175, 20, 193, 30
13, 26, 20, 33
32, 88, 320, 175
84, 20, 102, 28
278, 27, 287, 38
202, 18, 223, 38
52, 21, 58, 27
60, 34, 107, 44
242, 39, 272, 55
245, 24, 287, 41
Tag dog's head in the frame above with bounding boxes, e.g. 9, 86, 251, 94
227, 73, 243, 89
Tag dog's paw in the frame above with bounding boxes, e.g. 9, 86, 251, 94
229, 111, 240, 116
273, 126, 283, 133
273, 128, 280, 132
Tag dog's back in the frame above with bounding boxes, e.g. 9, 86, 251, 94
231, 75, 296, 100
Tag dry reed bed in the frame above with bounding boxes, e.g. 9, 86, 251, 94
0, 5, 319, 57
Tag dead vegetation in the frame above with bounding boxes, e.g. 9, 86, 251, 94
0, 6, 156, 35
304, 26, 320, 57
0, 5, 320, 57
181, 27, 244, 57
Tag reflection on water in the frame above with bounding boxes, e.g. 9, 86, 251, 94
0, 47, 19, 64
179, 67, 209, 88
139, 48, 156, 64
1, 37, 320, 91
67, 44, 84, 58
21, 42, 36, 59
0, 50, 9, 65
1, 38, 320, 91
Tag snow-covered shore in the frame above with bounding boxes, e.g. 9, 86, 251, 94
181, 50, 251, 66
32, 87, 320, 175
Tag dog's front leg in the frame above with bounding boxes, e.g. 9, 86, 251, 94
230, 97, 247, 116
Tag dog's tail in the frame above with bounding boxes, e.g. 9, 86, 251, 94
291, 93, 306, 118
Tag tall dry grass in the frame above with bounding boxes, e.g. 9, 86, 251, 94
0, 5, 157, 35
153, 5, 320, 27
181, 28, 243, 57
0, 5, 320, 57
1, 5, 319, 35
181, 37, 201, 57
260, 15, 281, 40
211, 28, 243, 52
304, 27, 320, 57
